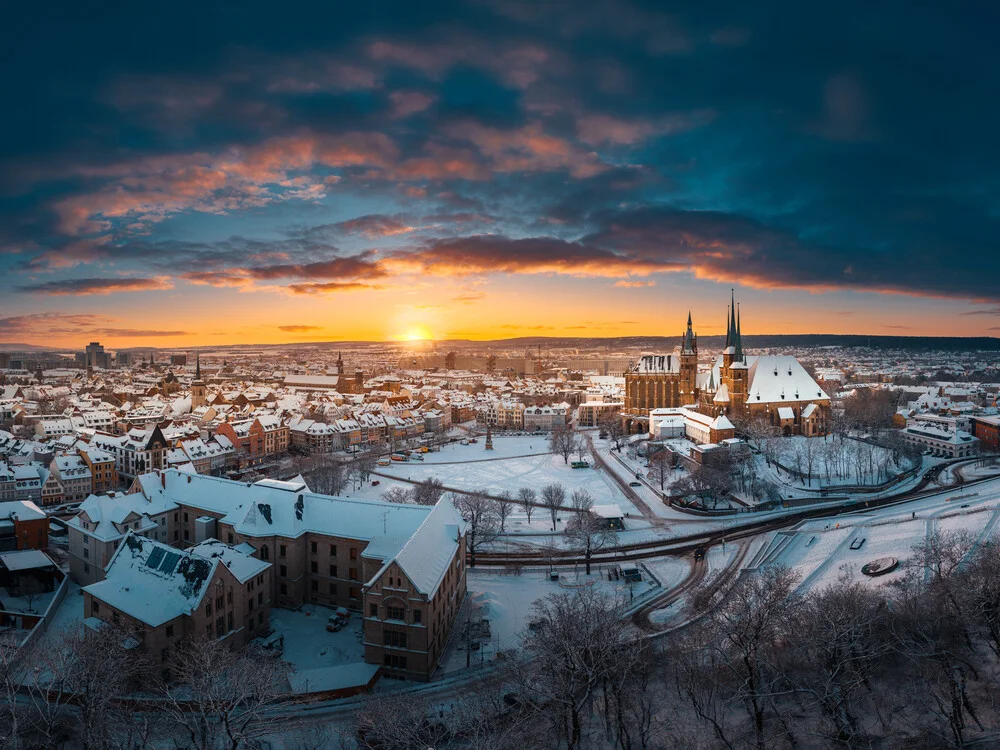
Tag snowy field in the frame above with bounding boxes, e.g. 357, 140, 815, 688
760, 436, 919, 490
369, 435, 647, 524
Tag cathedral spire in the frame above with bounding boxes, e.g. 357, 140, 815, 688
195, 352, 201, 381
724, 304, 732, 348
683, 311, 695, 353
735, 303, 744, 362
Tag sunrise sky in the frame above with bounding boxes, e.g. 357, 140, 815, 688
2, 1, 999, 348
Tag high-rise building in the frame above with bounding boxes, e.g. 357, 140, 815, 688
84, 341, 106, 369
116, 351, 132, 367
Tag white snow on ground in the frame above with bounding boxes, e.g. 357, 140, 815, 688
376, 444, 644, 517
414, 435, 552, 464
642, 556, 691, 591
440, 566, 658, 672
269, 604, 365, 672
757, 436, 919, 491
755, 477, 1000, 595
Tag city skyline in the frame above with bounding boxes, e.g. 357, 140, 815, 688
3, 2, 1000, 347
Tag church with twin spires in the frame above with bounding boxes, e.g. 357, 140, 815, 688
624, 293, 830, 437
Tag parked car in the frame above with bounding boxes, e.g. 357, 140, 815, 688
629, 481, 642, 487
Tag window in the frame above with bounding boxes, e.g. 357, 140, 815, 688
329, 582, 337, 595
216, 596, 224, 610
413, 609, 421, 624
83, 536, 89, 545
174, 512, 179, 522
227, 533, 234, 544
350, 548, 358, 560
260, 546, 269, 561
205, 603, 212, 616
91, 600, 100, 614
349, 567, 358, 581
84, 563, 90, 574
184, 513, 188, 522
280, 584, 287, 596
311, 541, 317, 554
258, 611, 264, 624
216, 616, 225, 638
310, 580, 318, 592
83, 548, 89, 559
310, 561, 318, 573
384, 654, 407, 670
330, 544, 337, 556
166, 625, 174, 638
370, 604, 377, 617
387, 605, 405, 621
249, 598, 254, 612
227, 612, 233, 631
279, 545, 287, 557
279, 565, 287, 577
227, 590, 233, 605
349, 587, 359, 599
383, 629, 407, 648
329, 565, 337, 577
258, 592, 263, 605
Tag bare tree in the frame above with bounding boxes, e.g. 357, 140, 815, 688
354, 691, 450, 750
549, 425, 579, 465
565, 511, 616, 575
518, 588, 628, 748
569, 488, 594, 517
517, 487, 536, 524
381, 486, 411, 504
59, 623, 152, 750
494, 490, 515, 533
159, 637, 295, 750
455, 491, 500, 568
693, 565, 802, 750
598, 410, 626, 451
647, 449, 673, 491
305, 454, 349, 496
352, 448, 380, 485
411, 476, 445, 506
540, 483, 566, 531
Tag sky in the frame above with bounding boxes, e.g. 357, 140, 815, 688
1, 0, 999, 348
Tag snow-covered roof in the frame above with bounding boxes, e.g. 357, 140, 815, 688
84, 532, 218, 627
188, 538, 270, 583
0, 549, 55, 571
381, 497, 467, 601
630, 353, 680, 374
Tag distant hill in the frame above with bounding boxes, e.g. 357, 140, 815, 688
0, 343, 60, 352
447, 334, 1000, 352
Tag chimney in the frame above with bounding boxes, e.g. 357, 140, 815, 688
160, 472, 166, 489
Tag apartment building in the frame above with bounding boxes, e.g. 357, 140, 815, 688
0, 500, 48, 551
78, 445, 117, 494
50, 455, 93, 502
289, 418, 337, 453
82, 533, 272, 678
523, 404, 570, 432
91, 426, 168, 482
67, 492, 163, 585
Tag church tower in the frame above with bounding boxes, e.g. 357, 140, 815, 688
679, 311, 698, 403
728, 303, 749, 414
191, 353, 207, 409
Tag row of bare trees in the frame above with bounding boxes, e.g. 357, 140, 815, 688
0, 630, 293, 750
347, 530, 1000, 750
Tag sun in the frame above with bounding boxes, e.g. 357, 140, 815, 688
401, 325, 433, 341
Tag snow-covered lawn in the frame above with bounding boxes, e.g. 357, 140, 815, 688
270, 604, 365, 673
375, 446, 643, 517
761, 436, 918, 490
439, 566, 659, 673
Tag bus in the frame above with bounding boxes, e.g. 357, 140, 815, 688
391, 454, 408, 462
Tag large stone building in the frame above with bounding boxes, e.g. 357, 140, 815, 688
83, 533, 272, 679
67, 469, 469, 681
624, 313, 699, 416
626, 296, 830, 437
704, 295, 830, 436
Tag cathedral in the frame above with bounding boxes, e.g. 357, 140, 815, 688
624, 295, 830, 437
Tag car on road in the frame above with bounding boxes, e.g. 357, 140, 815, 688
629, 481, 642, 487
693, 547, 706, 561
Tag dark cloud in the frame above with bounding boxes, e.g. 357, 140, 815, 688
277, 324, 323, 332
1, 0, 998, 310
